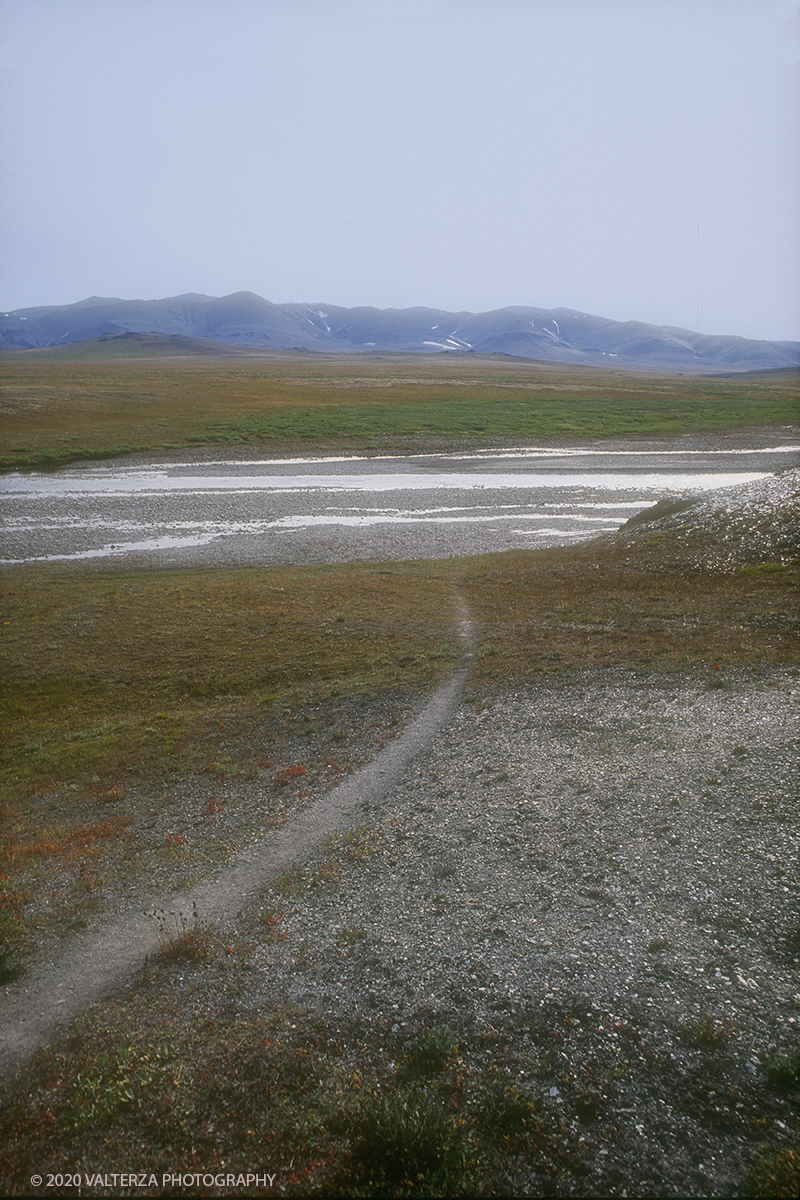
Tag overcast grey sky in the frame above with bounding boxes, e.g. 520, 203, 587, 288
1, 0, 798, 341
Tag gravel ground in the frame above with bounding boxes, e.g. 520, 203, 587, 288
5, 665, 796, 1196
206, 664, 797, 1197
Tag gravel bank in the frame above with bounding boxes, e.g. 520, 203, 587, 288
206, 664, 797, 1197
620, 466, 800, 571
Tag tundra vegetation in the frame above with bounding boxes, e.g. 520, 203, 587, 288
0, 350, 798, 1194
0, 349, 797, 469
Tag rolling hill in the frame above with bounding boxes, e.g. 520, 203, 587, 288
1, 291, 797, 372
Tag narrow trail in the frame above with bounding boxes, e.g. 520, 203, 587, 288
0, 597, 476, 1085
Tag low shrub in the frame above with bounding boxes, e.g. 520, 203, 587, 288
344, 1088, 471, 1195
402, 1023, 458, 1077
743, 1146, 800, 1197
148, 901, 215, 964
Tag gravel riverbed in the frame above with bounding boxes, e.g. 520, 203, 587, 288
2, 432, 796, 569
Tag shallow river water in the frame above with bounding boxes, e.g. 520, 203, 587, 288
1, 440, 796, 568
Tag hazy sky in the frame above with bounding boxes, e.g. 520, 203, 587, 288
1, 0, 798, 341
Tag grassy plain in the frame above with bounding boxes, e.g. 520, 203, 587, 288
0, 561, 461, 808
1, 348, 798, 1195
2, 538, 796, 965
1, 348, 798, 970
1, 348, 798, 469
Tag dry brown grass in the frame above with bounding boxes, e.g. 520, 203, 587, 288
1, 515, 797, 971
0, 559, 461, 804
461, 535, 799, 681
0, 557, 463, 958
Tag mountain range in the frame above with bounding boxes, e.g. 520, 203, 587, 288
1, 291, 798, 372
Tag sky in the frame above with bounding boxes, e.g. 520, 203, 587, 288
1, 0, 798, 342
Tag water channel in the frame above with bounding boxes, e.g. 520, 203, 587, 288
1, 441, 796, 568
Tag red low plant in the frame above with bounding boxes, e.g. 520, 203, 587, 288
262, 911, 288, 940
273, 764, 308, 788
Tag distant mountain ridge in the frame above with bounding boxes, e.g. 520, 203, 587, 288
1, 290, 798, 372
